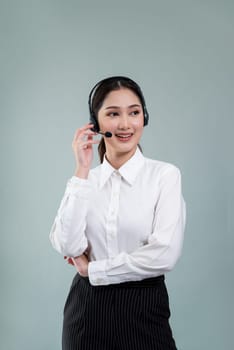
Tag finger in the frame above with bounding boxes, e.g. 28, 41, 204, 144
73, 128, 97, 144
79, 122, 94, 130
67, 258, 74, 265
74, 123, 94, 136
78, 139, 100, 150
87, 134, 93, 141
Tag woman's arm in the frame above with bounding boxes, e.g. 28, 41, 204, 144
49, 177, 92, 256
49, 124, 99, 257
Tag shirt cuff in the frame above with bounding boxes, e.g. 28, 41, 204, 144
88, 260, 109, 286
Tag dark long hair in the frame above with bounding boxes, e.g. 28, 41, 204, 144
89, 76, 147, 162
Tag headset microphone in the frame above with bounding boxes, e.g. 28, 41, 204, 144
90, 127, 112, 138
98, 131, 112, 138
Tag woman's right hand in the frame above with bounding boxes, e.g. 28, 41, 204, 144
72, 123, 100, 178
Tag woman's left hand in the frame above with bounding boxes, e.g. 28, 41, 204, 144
64, 254, 89, 277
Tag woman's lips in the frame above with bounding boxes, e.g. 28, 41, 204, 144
115, 133, 133, 142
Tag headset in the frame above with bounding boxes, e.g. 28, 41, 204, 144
88, 76, 149, 133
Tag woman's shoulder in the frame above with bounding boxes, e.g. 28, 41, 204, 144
141, 157, 182, 189
144, 155, 181, 174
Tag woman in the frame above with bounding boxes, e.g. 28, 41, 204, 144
50, 76, 186, 350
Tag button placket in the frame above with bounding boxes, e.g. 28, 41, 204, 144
106, 171, 121, 257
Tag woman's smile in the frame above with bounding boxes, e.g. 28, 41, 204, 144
115, 132, 134, 142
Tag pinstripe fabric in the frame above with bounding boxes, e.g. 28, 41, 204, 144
62, 274, 177, 350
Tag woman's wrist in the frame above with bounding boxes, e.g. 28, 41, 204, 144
74, 167, 90, 179
71, 255, 89, 277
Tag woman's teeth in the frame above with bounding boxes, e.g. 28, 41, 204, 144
116, 134, 132, 138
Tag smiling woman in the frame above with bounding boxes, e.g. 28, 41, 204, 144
89, 76, 149, 164
97, 88, 144, 168
49, 76, 186, 350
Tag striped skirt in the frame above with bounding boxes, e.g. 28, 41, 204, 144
62, 274, 177, 350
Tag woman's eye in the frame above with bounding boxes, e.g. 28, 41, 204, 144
130, 110, 140, 116
107, 112, 119, 117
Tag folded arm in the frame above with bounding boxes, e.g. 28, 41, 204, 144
88, 166, 186, 286
49, 177, 92, 257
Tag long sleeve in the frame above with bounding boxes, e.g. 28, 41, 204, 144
88, 166, 186, 286
49, 176, 92, 257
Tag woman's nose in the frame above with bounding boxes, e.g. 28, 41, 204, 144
118, 115, 130, 129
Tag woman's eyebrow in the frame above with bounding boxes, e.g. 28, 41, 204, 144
104, 104, 141, 110
105, 106, 120, 110
128, 104, 141, 108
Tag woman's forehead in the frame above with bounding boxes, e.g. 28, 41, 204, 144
102, 88, 141, 108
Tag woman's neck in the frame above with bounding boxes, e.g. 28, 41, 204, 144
105, 147, 137, 169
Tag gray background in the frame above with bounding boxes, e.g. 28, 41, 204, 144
1, 0, 233, 349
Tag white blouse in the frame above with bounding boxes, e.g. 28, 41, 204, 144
50, 147, 186, 286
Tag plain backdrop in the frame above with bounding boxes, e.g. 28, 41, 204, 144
0, 1, 233, 349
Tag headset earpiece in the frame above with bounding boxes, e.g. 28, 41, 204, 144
143, 102, 149, 126
89, 112, 99, 132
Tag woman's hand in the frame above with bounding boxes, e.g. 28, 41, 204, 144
72, 123, 100, 178
64, 254, 89, 277
65, 255, 89, 277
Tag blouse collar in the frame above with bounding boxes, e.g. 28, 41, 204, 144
99, 147, 145, 188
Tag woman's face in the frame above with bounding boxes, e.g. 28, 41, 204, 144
97, 88, 144, 160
